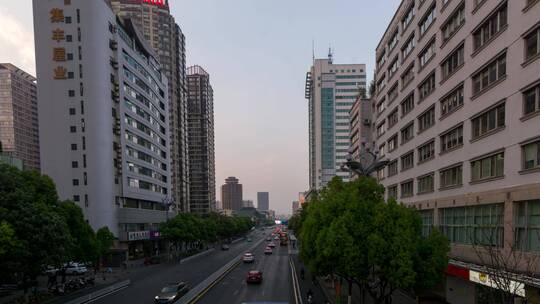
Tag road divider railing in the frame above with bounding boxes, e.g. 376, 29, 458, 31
175, 237, 265, 304
289, 257, 303, 304
64, 279, 130, 304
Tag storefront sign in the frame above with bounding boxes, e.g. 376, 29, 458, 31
128, 230, 150, 241
142, 0, 165, 6
469, 270, 526, 297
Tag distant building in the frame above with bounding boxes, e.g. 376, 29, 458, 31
221, 177, 243, 211
305, 54, 367, 190
257, 192, 269, 211
349, 96, 373, 179
0, 63, 40, 171
243, 200, 254, 208
187, 65, 216, 214
292, 201, 300, 214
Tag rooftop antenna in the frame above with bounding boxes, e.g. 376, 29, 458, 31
312, 39, 315, 64
328, 44, 333, 64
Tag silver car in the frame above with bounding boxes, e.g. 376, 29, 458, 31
154, 282, 190, 304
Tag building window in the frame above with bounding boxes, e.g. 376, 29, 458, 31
388, 134, 398, 152
401, 92, 415, 117
66, 35, 72, 42
388, 185, 398, 200
379, 144, 386, 157
388, 30, 399, 51
472, 2, 507, 51
401, 151, 414, 171
418, 140, 435, 163
70, 126, 77, 133
402, 4, 415, 30
377, 168, 385, 181
440, 84, 464, 117
377, 121, 386, 136
418, 106, 435, 133
440, 164, 462, 189
441, 43, 464, 80
440, 203, 504, 246
388, 160, 398, 176
72, 161, 78, 168
68, 72, 74, 79
417, 174, 434, 194
71, 143, 77, 151
72, 179, 79, 186
377, 98, 386, 115
523, 83, 540, 116
402, 34, 416, 60
68, 90, 75, 97
69, 108, 76, 115
471, 102, 505, 139
525, 26, 540, 61
522, 140, 540, 171
419, 38, 436, 69
420, 210, 434, 237
472, 53, 506, 96
73, 195, 80, 202
515, 200, 540, 251
401, 63, 415, 89
67, 53, 73, 61
440, 124, 463, 152
388, 57, 399, 79
388, 109, 398, 128
401, 180, 414, 198
471, 151, 504, 182
418, 72, 435, 101
388, 82, 398, 103
377, 50, 386, 70
401, 122, 414, 144
419, 4, 436, 37
65, 16, 72, 24
377, 75, 387, 95
441, 3, 465, 43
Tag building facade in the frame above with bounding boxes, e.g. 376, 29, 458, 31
221, 177, 243, 211
349, 97, 373, 164
257, 191, 269, 211
292, 200, 300, 214
34, 0, 173, 259
373, 0, 540, 302
0, 63, 40, 171
187, 65, 215, 214
109, 0, 190, 213
305, 55, 367, 190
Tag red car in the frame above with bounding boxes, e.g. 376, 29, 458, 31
246, 270, 263, 283
264, 247, 272, 255
268, 242, 276, 248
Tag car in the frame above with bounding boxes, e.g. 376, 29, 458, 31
154, 282, 190, 303
64, 263, 87, 275
221, 244, 230, 250
242, 252, 255, 263
266, 237, 272, 242
246, 238, 252, 242
246, 270, 263, 284
268, 242, 276, 248
274, 236, 280, 240
43, 265, 60, 275
264, 247, 272, 255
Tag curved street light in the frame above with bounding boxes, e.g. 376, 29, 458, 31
162, 196, 174, 221
340, 150, 389, 177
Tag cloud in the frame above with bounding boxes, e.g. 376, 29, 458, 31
0, 7, 35, 75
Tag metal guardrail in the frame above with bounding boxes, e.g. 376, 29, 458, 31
175, 237, 265, 304
64, 280, 130, 304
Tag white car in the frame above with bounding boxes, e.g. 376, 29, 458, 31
64, 263, 88, 275
242, 252, 255, 263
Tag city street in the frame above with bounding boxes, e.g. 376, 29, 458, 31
92, 231, 265, 304
197, 236, 292, 304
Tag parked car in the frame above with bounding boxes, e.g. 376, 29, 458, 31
268, 242, 276, 248
154, 282, 190, 304
64, 263, 87, 275
264, 247, 273, 255
246, 270, 263, 284
221, 244, 230, 250
43, 265, 60, 275
242, 252, 255, 263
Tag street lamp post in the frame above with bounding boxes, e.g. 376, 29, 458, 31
340, 150, 389, 177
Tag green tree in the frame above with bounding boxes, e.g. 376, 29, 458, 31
57, 201, 99, 263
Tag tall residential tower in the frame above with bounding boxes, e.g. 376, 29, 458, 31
221, 177, 243, 211
305, 55, 366, 190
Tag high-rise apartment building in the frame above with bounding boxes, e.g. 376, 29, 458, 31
305, 55, 367, 190
33, 0, 172, 257
109, 0, 190, 213
0, 63, 40, 171
257, 192, 269, 211
221, 177, 243, 211
187, 65, 215, 214
373, 0, 540, 301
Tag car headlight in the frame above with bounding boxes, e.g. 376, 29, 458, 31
155, 296, 159, 300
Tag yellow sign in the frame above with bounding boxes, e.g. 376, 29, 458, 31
53, 48, 66, 61
54, 66, 67, 79
52, 29, 65, 42
50, 8, 64, 23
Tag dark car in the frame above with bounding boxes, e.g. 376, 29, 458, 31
221, 244, 230, 250
246, 270, 263, 284
154, 282, 190, 303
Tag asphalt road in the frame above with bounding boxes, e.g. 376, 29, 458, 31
93, 230, 266, 304
197, 236, 292, 304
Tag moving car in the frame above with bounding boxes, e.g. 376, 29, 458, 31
154, 282, 190, 304
268, 242, 276, 248
242, 252, 255, 263
266, 237, 272, 242
264, 247, 272, 255
246, 238, 252, 242
246, 270, 263, 284
64, 263, 88, 275
221, 244, 230, 250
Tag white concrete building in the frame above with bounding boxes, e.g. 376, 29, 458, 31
34, 0, 173, 258
305, 54, 366, 190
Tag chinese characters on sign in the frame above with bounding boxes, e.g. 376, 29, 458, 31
51, 8, 67, 80
54, 67, 67, 79
50, 8, 64, 23
53, 48, 66, 61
